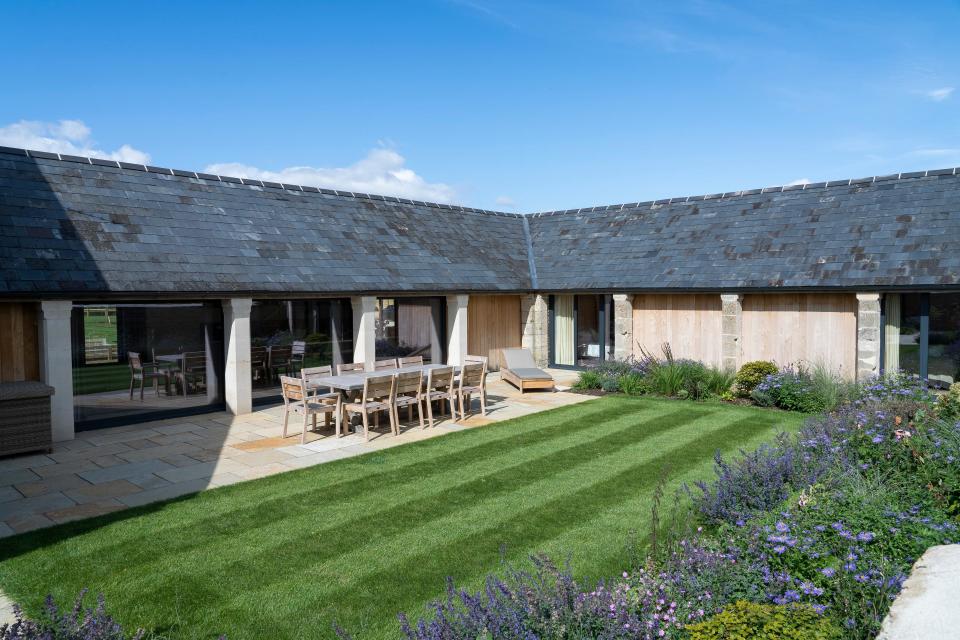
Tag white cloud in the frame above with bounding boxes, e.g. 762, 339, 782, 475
924, 87, 954, 101
786, 177, 811, 186
0, 119, 151, 164
206, 148, 458, 203
907, 147, 960, 157
495, 195, 515, 208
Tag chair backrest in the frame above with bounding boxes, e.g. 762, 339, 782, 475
270, 345, 293, 365
501, 348, 537, 370
459, 362, 485, 389
375, 358, 398, 371
426, 366, 454, 392
337, 362, 365, 375
398, 355, 423, 367
464, 354, 488, 366
128, 352, 143, 372
363, 374, 395, 403
301, 365, 333, 389
183, 351, 207, 371
292, 340, 306, 356
279, 375, 306, 404
394, 370, 422, 396
250, 345, 268, 364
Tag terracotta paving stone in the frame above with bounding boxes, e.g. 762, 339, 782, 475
45, 499, 125, 524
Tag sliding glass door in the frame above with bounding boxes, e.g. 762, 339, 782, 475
884, 292, 959, 388
550, 294, 615, 368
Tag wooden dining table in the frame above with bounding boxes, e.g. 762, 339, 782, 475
304, 363, 460, 393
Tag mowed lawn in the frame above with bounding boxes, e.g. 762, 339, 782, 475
0, 397, 803, 639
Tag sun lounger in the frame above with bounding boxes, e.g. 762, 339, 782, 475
500, 348, 554, 393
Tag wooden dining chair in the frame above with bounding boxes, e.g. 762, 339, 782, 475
250, 345, 269, 384
127, 352, 169, 400
392, 370, 424, 431
301, 365, 337, 429
456, 362, 487, 421
173, 351, 207, 397
337, 362, 365, 375
279, 375, 342, 443
291, 340, 306, 370
343, 374, 396, 441
375, 358, 399, 371
464, 354, 488, 366
423, 365, 456, 428
269, 345, 294, 381
398, 355, 423, 367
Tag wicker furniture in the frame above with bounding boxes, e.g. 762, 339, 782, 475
0, 381, 54, 457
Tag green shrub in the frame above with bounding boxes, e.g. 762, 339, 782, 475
734, 361, 779, 397
704, 366, 736, 397
617, 373, 648, 396
600, 376, 621, 393
936, 383, 960, 422
573, 370, 602, 390
686, 601, 842, 640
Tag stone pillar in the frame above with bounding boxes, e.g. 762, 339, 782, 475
351, 296, 377, 370
446, 294, 469, 366
521, 294, 549, 367
856, 293, 882, 381
39, 300, 74, 442
720, 294, 743, 372
612, 294, 634, 361
222, 298, 252, 416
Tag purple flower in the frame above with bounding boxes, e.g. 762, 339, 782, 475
821, 567, 836, 578
857, 531, 875, 543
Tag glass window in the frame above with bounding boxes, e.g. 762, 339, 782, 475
71, 302, 224, 429
929, 292, 960, 387
250, 299, 353, 402
895, 293, 923, 377
576, 295, 601, 367
375, 297, 445, 363
553, 295, 575, 366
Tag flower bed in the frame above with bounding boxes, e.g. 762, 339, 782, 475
399, 375, 960, 639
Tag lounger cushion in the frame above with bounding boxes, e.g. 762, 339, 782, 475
508, 367, 553, 380
502, 348, 538, 370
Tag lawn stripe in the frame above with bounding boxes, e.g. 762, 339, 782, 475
213, 413, 774, 637
114, 405, 707, 606
8, 401, 662, 573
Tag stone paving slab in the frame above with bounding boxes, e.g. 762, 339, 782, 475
877, 544, 960, 640
0, 370, 586, 537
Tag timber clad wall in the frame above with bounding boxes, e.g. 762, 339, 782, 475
741, 293, 857, 378
0, 302, 40, 383
468, 295, 522, 370
632, 294, 723, 368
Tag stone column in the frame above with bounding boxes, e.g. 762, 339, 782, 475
446, 294, 469, 366
39, 300, 74, 442
720, 294, 743, 372
351, 296, 377, 371
612, 294, 634, 361
521, 294, 549, 367
856, 293, 882, 381
222, 298, 252, 416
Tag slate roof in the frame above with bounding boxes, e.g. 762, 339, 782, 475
0, 148, 531, 296
1, 145, 959, 297
529, 171, 960, 291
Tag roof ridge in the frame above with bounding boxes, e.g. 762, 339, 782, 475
528, 167, 960, 217
0, 145, 523, 219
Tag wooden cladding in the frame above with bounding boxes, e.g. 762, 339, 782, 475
741, 293, 857, 378
468, 295, 522, 370
0, 303, 41, 383
632, 294, 723, 367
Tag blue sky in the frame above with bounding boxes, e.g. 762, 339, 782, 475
2, 0, 959, 211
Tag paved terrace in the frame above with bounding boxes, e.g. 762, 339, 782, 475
0, 370, 585, 538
